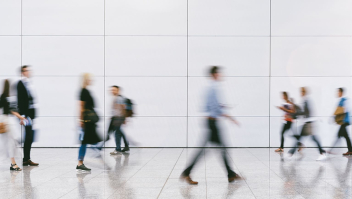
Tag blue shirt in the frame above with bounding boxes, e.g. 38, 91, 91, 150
205, 81, 223, 118
338, 97, 350, 124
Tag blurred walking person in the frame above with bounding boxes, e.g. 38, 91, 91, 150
77, 73, 102, 171
109, 85, 129, 155
330, 88, 352, 156
0, 79, 26, 171
287, 87, 326, 160
180, 66, 241, 185
275, 92, 295, 152
17, 65, 39, 166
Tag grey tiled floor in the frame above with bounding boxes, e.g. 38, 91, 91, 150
1, 148, 352, 199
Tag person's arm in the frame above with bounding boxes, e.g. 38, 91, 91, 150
10, 110, 26, 125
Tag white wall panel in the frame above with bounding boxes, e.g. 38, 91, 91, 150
188, 117, 269, 147
105, 36, 187, 76
22, 0, 104, 35
188, 37, 270, 77
22, 36, 104, 76
104, 117, 187, 147
270, 77, 351, 117
188, 77, 269, 117
271, 37, 352, 77
0, 0, 21, 35
33, 77, 105, 117
105, 0, 186, 35
272, 0, 352, 36
105, 77, 187, 117
188, 0, 270, 36
0, 36, 21, 76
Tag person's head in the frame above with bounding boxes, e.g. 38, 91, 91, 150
300, 87, 307, 97
21, 65, 31, 78
2, 79, 10, 97
209, 66, 221, 81
81, 73, 92, 88
282, 92, 289, 101
111, 85, 120, 96
338, 88, 344, 98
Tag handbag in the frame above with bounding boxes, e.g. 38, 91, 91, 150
334, 106, 345, 125
0, 115, 8, 134
83, 109, 99, 123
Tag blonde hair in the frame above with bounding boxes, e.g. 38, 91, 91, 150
81, 73, 92, 88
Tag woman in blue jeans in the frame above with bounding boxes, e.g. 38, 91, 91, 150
77, 73, 102, 171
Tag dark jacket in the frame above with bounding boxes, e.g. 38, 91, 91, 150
17, 80, 35, 119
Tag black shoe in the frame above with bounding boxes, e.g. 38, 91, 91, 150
76, 164, 91, 171
121, 147, 130, 153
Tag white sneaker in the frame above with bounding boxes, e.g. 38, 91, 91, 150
316, 154, 327, 161
110, 150, 122, 155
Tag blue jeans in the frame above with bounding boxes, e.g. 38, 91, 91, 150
78, 144, 87, 161
115, 126, 123, 152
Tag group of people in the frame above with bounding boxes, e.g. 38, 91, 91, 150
275, 87, 352, 161
1, 65, 352, 185
0, 65, 132, 172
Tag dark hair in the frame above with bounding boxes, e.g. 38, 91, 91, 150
21, 65, 29, 73
112, 85, 120, 89
2, 79, 10, 98
210, 66, 220, 75
282, 92, 288, 98
338, 88, 344, 93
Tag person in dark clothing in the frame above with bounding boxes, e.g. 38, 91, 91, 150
275, 92, 295, 152
17, 65, 39, 166
77, 73, 102, 171
180, 66, 242, 185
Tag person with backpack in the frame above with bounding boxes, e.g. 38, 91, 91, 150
287, 87, 326, 160
329, 88, 352, 156
275, 92, 295, 152
109, 86, 130, 155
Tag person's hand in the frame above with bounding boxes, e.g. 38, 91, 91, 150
19, 117, 26, 125
277, 106, 284, 110
80, 121, 84, 128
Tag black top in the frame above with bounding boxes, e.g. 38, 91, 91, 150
0, 94, 10, 115
17, 80, 35, 118
80, 88, 95, 110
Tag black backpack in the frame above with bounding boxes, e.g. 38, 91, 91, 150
124, 98, 134, 117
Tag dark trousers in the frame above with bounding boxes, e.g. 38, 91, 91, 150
182, 119, 236, 178
289, 122, 325, 154
332, 123, 352, 152
23, 125, 34, 162
280, 121, 292, 148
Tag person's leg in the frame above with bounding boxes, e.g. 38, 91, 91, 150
114, 125, 122, 152
279, 122, 290, 149
311, 135, 325, 154
341, 124, 352, 152
78, 144, 87, 165
289, 128, 304, 155
23, 125, 33, 162
181, 149, 204, 177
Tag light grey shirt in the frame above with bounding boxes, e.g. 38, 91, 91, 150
112, 95, 125, 117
